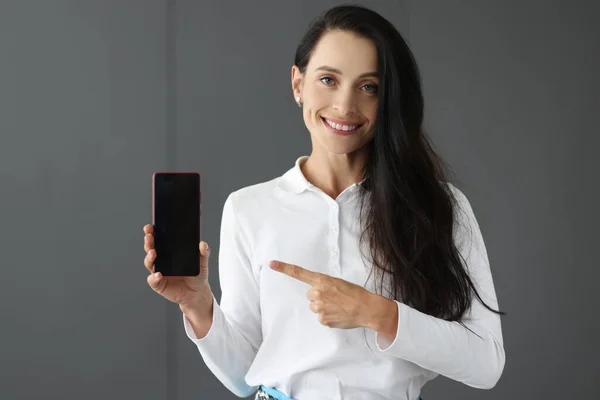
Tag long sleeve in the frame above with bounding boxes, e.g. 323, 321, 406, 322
182, 192, 262, 398
374, 184, 505, 389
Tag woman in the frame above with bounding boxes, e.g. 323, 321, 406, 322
143, 5, 505, 400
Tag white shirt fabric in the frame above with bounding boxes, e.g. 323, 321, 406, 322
182, 156, 505, 400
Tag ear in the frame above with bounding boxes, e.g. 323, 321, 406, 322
291, 65, 303, 100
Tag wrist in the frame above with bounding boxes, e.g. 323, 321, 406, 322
365, 294, 398, 334
179, 287, 214, 339
179, 285, 214, 319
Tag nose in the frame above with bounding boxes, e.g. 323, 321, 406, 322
332, 88, 357, 116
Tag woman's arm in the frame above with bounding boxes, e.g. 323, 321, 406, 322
181, 192, 262, 398
368, 185, 505, 389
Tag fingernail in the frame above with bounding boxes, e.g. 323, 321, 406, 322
269, 261, 278, 269
154, 272, 160, 279
206, 245, 210, 253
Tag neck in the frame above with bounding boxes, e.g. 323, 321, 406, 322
301, 148, 368, 199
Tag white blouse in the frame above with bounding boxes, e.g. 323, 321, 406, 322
182, 156, 505, 400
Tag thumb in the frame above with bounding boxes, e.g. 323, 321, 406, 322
200, 241, 211, 269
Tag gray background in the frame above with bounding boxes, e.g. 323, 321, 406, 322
0, 0, 597, 399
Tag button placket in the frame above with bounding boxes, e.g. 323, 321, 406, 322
329, 200, 341, 274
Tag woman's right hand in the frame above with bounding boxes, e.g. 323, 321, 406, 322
143, 224, 213, 310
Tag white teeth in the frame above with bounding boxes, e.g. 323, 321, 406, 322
325, 119, 358, 131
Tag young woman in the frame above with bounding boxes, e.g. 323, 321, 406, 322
143, 5, 505, 400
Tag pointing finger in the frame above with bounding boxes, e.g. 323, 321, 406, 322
269, 260, 321, 286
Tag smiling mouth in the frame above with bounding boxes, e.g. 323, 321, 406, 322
321, 117, 363, 134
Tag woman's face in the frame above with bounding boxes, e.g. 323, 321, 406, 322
292, 30, 379, 155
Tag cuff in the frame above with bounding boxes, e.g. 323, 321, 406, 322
375, 300, 420, 356
182, 293, 220, 344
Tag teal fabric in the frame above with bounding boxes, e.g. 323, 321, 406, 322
259, 385, 294, 400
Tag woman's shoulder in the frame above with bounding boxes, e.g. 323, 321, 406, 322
443, 180, 468, 206
224, 175, 283, 215
442, 181, 478, 228
444, 181, 481, 210
442, 180, 462, 195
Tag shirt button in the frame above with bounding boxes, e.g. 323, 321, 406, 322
331, 249, 339, 257
331, 225, 338, 233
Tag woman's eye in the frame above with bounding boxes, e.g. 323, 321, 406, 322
320, 76, 335, 85
363, 84, 379, 93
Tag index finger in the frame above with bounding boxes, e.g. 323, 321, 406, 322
270, 260, 320, 286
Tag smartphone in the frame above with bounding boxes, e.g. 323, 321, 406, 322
152, 172, 201, 276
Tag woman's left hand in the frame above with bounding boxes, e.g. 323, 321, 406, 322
269, 260, 391, 330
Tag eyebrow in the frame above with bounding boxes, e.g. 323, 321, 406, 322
315, 65, 378, 79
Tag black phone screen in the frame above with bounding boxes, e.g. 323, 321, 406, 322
153, 172, 200, 276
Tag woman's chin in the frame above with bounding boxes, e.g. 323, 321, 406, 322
321, 140, 365, 155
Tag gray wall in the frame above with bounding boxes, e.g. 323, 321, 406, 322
410, 1, 600, 398
0, 0, 597, 399
0, 1, 170, 399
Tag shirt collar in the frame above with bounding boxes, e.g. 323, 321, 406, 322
277, 155, 368, 194
277, 156, 311, 194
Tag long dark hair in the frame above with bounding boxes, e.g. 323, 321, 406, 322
294, 5, 504, 324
